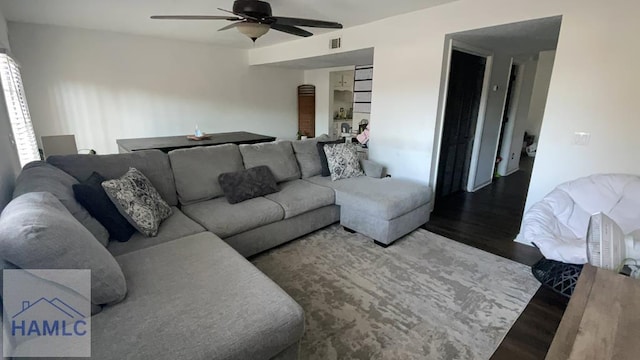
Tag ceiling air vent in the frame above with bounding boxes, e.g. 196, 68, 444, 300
330, 38, 341, 49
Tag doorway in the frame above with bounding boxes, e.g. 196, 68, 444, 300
435, 50, 487, 199
430, 16, 561, 244
496, 64, 518, 163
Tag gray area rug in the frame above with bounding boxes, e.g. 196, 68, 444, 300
252, 225, 540, 360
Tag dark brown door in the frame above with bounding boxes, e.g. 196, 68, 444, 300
436, 50, 486, 198
298, 85, 315, 137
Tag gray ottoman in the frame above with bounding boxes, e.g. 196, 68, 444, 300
335, 177, 433, 246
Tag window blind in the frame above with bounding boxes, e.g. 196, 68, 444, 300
0, 53, 40, 167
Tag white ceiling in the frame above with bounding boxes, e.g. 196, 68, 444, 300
451, 16, 562, 55
0, 0, 459, 49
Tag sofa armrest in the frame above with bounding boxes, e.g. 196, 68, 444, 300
360, 159, 385, 178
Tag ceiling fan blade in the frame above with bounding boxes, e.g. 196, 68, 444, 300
218, 21, 244, 32
269, 17, 343, 29
150, 15, 241, 21
217, 8, 258, 21
270, 24, 313, 37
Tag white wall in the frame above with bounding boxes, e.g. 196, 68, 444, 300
8, 22, 304, 155
303, 66, 354, 137
0, 7, 20, 210
249, 0, 640, 237
524, 0, 640, 214
249, 0, 567, 184
525, 50, 556, 138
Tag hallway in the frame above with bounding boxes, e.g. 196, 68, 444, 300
424, 157, 568, 360
425, 157, 541, 265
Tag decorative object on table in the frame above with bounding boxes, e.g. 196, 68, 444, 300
150, 0, 343, 43
187, 134, 212, 141
187, 124, 211, 140
340, 124, 353, 144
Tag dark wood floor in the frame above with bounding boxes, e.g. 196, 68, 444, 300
423, 157, 568, 360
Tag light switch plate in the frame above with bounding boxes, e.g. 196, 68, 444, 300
573, 132, 591, 146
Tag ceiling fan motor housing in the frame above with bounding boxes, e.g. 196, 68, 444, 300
233, 0, 272, 20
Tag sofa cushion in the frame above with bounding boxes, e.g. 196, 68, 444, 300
219, 166, 279, 204
316, 139, 345, 177
240, 141, 301, 183
0, 192, 127, 305
86, 233, 304, 360
360, 159, 385, 179
304, 174, 362, 190
13, 161, 110, 247
168, 144, 245, 205
307, 176, 433, 220
107, 207, 205, 256
102, 168, 173, 237
334, 177, 433, 220
324, 143, 365, 181
291, 134, 330, 178
73, 172, 136, 242
182, 197, 284, 238
265, 179, 335, 219
47, 150, 178, 206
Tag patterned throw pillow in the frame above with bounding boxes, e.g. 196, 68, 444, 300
102, 168, 172, 237
323, 143, 365, 181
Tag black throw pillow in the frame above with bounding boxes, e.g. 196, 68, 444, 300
73, 172, 136, 242
316, 139, 345, 177
218, 166, 279, 204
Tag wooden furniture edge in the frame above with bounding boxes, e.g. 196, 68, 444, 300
545, 264, 597, 359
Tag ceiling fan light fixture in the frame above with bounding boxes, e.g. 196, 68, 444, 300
236, 22, 270, 42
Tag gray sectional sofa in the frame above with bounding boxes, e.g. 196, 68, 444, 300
0, 136, 432, 359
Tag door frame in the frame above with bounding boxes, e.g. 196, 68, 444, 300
497, 62, 525, 177
431, 39, 494, 196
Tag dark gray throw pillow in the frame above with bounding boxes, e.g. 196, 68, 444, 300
317, 139, 345, 177
218, 166, 279, 204
73, 172, 136, 242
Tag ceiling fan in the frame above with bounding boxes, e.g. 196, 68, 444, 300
151, 0, 343, 43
